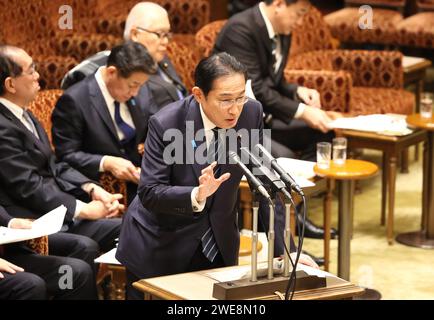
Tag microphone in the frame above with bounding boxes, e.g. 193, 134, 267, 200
240, 147, 293, 201
229, 151, 271, 200
255, 144, 304, 196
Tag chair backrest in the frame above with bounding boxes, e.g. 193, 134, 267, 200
345, 0, 406, 9
195, 20, 227, 57
97, 0, 211, 35
417, 0, 434, 10
166, 41, 202, 92
290, 6, 339, 57
27, 89, 63, 145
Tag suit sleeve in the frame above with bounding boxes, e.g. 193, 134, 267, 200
215, 22, 299, 124
0, 206, 12, 227
0, 126, 78, 222
137, 116, 195, 216
52, 94, 104, 178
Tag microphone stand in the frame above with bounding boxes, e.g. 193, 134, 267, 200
250, 193, 259, 282
283, 196, 291, 277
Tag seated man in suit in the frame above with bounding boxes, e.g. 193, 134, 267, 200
0, 206, 97, 300
116, 52, 318, 299
214, 0, 335, 161
214, 0, 338, 239
0, 45, 123, 269
52, 42, 156, 205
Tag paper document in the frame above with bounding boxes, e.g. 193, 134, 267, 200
94, 247, 121, 265
241, 158, 316, 188
0, 205, 66, 245
329, 114, 413, 136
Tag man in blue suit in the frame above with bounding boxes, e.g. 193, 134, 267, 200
116, 53, 317, 299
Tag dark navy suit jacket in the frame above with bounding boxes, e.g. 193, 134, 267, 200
52, 75, 151, 202
116, 95, 264, 278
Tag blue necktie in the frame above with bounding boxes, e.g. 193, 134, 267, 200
114, 101, 135, 144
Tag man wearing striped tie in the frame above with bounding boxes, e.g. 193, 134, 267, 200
117, 52, 317, 300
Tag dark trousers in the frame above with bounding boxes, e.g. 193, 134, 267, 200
0, 241, 97, 300
271, 119, 334, 161
125, 243, 225, 300
0, 271, 46, 300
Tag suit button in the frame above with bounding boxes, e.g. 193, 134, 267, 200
120, 148, 125, 153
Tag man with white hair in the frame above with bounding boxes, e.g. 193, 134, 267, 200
61, 2, 187, 115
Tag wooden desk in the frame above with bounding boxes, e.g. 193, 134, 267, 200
396, 114, 434, 248
338, 128, 427, 244
314, 160, 378, 279
133, 265, 365, 300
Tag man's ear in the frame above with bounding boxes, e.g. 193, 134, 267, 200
106, 66, 118, 79
130, 28, 139, 42
192, 86, 205, 104
4, 77, 16, 94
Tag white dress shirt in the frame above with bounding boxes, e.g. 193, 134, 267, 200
94, 67, 136, 171
258, 2, 305, 119
190, 104, 220, 213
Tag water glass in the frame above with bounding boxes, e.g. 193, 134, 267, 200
333, 137, 347, 166
317, 142, 331, 169
420, 92, 433, 119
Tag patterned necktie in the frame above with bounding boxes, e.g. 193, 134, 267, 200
22, 110, 39, 139
201, 127, 226, 263
207, 127, 225, 176
114, 101, 135, 144
271, 36, 279, 73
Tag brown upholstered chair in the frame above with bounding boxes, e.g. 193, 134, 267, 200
396, 0, 434, 48
166, 40, 203, 92
26, 236, 49, 255
285, 6, 414, 116
96, 0, 211, 36
195, 20, 228, 57
325, 0, 406, 46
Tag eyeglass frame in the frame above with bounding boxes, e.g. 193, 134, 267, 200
135, 26, 173, 40
216, 96, 249, 109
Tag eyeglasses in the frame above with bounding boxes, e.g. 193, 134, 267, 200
15, 62, 37, 78
217, 96, 248, 109
136, 27, 173, 40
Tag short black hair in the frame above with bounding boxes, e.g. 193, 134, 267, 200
0, 45, 23, 96
194, 52, 247, 96
106, 41, 157, 78
264, 0, 298, 5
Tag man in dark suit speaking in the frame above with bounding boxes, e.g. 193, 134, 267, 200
116, 53, 317, 299
213, 0, 338, 240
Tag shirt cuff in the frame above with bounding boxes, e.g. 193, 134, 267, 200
191, 187, 206, 212
7, 219, 14, 228
74, 200, 86, 219
294, 103, 306, 119
99, 156, 107, 172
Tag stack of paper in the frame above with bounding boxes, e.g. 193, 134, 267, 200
241, 158, 316, 188
0, 206, 66, 245
329, 114, 413, 136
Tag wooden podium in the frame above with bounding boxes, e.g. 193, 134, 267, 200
133, 264, 364, 300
